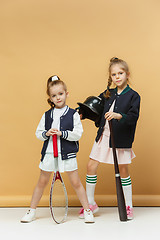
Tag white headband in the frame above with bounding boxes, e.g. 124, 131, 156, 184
51, 75, 59, 81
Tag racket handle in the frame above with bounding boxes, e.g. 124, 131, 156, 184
52, 134, 58, 157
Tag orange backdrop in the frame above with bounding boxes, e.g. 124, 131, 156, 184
0, 0, 160, 206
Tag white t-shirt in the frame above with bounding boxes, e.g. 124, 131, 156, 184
46, 106, 67, 153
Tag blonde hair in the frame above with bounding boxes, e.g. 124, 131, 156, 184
104, 57, 129, 98
46, 75, 67, 108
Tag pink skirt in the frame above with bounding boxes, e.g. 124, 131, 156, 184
89, 121, 135, 165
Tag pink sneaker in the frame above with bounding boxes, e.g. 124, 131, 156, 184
126, 206, 133, 220
79, 204, 99, 219
79, 207, 85, 219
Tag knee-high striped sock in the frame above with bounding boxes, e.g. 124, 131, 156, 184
121, 176, 132, 208
86, 175, 97, 205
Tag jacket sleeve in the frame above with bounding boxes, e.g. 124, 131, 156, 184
94, 91, 106, 127
61, 111, 83, 141
119, 93, 140, 125
35, 113, 49, 141
98, 91, 105, 100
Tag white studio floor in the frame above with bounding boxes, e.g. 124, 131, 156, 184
0, 207, 159, 240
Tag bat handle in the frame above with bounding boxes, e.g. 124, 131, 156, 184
52, 134, 58, 158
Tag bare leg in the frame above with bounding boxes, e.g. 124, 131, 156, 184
119, 164, 129, 178
87, 158, 100, 175
30, 170, 52, 209
67, 170, 89, 210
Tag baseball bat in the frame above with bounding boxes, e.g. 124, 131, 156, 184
108, 121, 127, 221
52, 134, 58, 157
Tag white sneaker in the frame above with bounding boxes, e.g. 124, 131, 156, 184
21, 209, 36, 223
84, 209, 95, 223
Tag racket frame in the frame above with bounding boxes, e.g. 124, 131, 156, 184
50, 171, 68, 224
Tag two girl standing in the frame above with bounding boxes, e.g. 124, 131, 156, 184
21, 57, 140, 223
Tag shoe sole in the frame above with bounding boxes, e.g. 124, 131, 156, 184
21, 217, 36, 223
85, 221, 95, 223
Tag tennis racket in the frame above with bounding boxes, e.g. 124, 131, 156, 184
50, 134, 68, 224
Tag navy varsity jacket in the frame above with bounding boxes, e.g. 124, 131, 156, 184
95, 85, 140, 148
40, 106, 82, 161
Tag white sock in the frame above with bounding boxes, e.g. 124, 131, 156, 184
86, 175, 97, 205
121, 176, 132, 208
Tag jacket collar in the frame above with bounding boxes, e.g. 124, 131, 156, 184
51, 105, 69, 119
114, 85, 131, 95
62, 105, 69, 116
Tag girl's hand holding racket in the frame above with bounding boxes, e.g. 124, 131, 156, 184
46, 128, 62, 137
105, 112, 122, 121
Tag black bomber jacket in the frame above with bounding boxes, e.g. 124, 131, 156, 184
95, 85, 140, 148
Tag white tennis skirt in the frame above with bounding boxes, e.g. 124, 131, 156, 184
39, 153, 78, 173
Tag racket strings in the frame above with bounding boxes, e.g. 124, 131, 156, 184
50, 178, 68, 224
